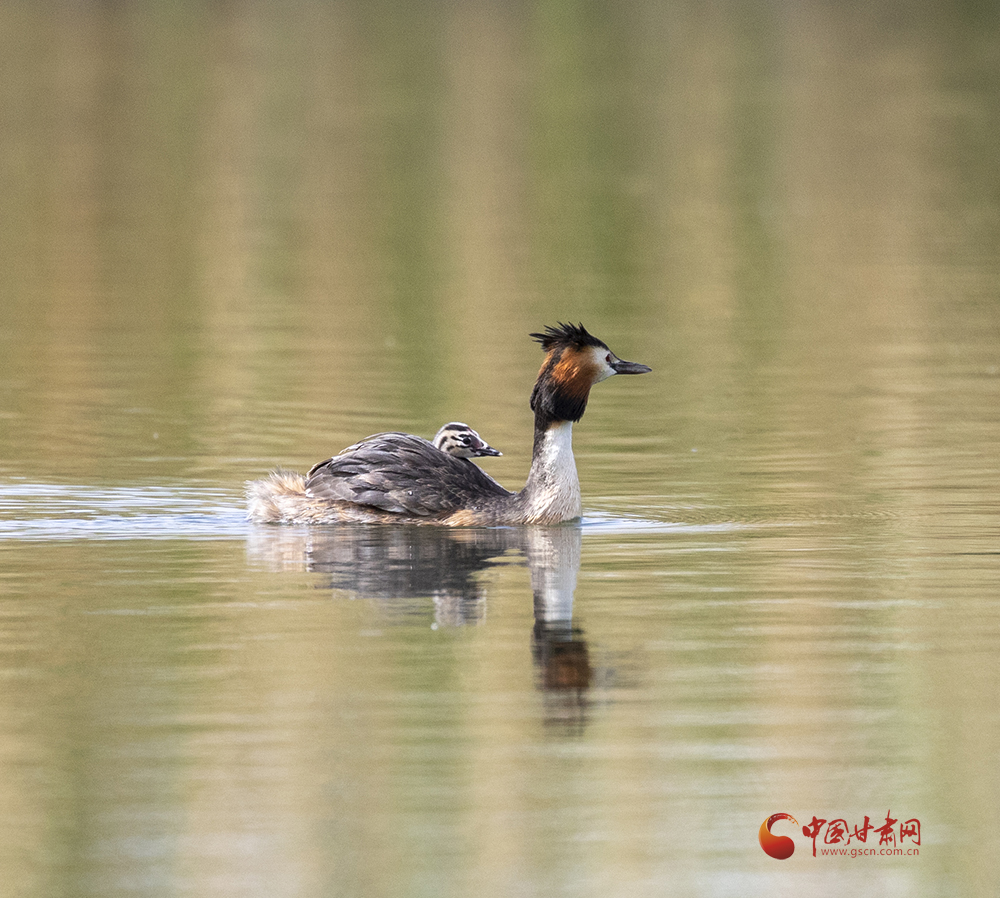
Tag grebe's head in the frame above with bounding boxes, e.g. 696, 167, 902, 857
529, 322, 651, 423
433, 422, 503, 458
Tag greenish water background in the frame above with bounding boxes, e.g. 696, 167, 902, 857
1, 2, 999, 896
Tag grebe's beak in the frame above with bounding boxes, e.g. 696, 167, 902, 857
473, 439, 503, 457
610, 356, 652, 375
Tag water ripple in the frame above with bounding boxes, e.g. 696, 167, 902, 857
0, 482, 780, 542
0, 481, 248, 541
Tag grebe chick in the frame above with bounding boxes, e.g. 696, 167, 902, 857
246, 322, 650, 526
433, 422, 502, 459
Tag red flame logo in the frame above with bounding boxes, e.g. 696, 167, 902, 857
759, 813, 798, 859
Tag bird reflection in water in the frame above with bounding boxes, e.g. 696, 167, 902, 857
246, 523, 592, 725
526, 524, 592, 732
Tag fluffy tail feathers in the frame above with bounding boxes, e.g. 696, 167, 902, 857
245, 469, 308, 523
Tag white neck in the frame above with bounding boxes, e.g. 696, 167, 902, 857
521, 421, 582, 523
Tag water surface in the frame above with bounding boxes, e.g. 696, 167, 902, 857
1, 2, 999, 896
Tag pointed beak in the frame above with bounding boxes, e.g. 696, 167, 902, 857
610, 356, 652, 375
472, 436, 502, 457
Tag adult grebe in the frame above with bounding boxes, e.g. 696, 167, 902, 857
246, 323, 650, 526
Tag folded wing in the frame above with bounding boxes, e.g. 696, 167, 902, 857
305, 432, 512, 517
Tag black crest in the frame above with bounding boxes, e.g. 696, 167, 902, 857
530, 322, 608, 353
529, 322, 607, 423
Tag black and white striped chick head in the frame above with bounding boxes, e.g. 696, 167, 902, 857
433, 422, 503, 459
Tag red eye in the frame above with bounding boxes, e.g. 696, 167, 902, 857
605, 353, 613, 364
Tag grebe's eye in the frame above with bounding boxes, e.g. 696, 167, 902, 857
606, 353, 613, 365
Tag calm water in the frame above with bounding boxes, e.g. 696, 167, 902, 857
1, 2, 999, 896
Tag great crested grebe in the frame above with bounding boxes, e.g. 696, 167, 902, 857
246, 323, 650, 526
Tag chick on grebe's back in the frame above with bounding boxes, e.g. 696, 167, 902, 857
430, 422, 502, 459
246, 323, 650, 526
247, 422, 501, 524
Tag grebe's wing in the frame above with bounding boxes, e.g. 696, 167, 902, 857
304, 432, 511, 517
